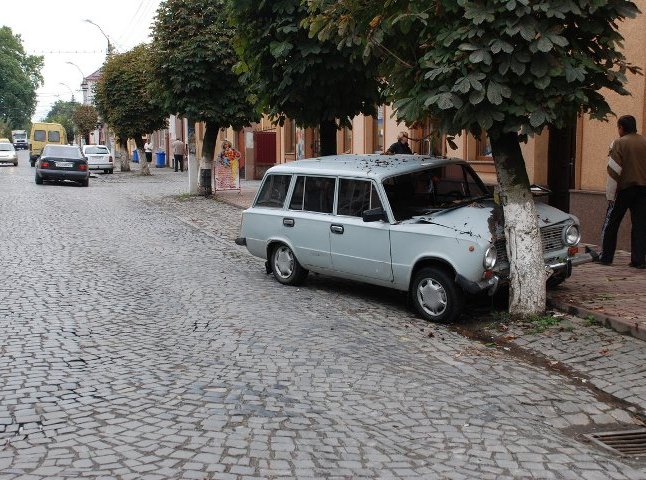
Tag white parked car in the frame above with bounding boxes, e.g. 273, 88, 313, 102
82, 145, 113, 174
236, 155, 593, 322
0, 142, 18, 166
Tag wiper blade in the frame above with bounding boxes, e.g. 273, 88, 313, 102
424, 195, 493, 216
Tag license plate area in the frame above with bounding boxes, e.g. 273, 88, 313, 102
55, 162, 73, 168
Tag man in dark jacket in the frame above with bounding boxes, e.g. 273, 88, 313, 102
386, 131, 413, 155
599, 115, 646, 268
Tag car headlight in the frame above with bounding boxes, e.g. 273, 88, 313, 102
564, 224, 580, 246
483, 244, 497, 269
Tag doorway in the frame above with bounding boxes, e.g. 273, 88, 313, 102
547, 121, 577, 212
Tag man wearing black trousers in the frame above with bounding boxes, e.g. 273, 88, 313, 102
599, 115, 646, 268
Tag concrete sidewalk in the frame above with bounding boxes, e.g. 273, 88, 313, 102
214, 180, 645, 341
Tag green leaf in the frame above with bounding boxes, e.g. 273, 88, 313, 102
486, 81, 503, 105
536, 36, 553, 52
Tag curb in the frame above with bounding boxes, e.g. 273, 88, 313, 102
547, 297, 646, 342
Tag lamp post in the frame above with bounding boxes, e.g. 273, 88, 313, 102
66, 61, 89, 104
59, 82, 75, 102
84, 19, 114, 55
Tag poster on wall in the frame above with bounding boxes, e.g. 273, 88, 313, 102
213, 147, 241, 192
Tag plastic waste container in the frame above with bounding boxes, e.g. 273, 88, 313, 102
132, 149, 139, 163
155, 151, 166, 168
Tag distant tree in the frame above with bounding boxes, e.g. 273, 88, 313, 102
94, 44, 167, 175
309, 0, 641, 316
0, 26, 43, 130
229, 0, 381, 156
72, 104, 98, 145
151, 0, 259, 193
45, 100, 79, 143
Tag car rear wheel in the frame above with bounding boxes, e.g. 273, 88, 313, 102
411, 267, 463, 322
13, 161, 17, 166
80, 179, 89, 187
35, 174, 43, 185
270, 244, 308, 286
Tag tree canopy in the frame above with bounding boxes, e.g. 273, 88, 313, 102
44, 100, 79, 143
309, 0, 641, 139
0, 26, 43, 130
151, 0, 260, 171
94, 44, 167, 174
72, 104, 99, 144
230, 0, 382, 155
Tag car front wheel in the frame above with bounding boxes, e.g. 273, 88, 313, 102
411, 267, 463, 322
270, 244, 308, 286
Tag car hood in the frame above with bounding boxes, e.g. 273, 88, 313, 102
408, 199, 574, 243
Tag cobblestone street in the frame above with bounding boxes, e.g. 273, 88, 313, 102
1, 153, 645, 479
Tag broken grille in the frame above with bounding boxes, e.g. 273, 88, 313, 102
494, 223, 566, 264
585, 428, 646, 457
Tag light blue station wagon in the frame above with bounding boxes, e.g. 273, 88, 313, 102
236, 155, 591, 322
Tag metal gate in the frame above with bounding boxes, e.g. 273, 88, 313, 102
254, 131, 277, 179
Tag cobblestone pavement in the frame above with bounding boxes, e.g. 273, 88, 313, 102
1, 153, 645, 479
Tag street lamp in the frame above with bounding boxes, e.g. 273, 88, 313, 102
66, 61, 89, 104
59, 82, 75, 102
84, 19, 114, 55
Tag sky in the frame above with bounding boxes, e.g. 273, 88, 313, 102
1, 0, 163, 121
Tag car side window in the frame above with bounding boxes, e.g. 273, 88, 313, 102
48, 131, 61, 143
34, 130, 46, 142
255, 174, 292, 208
337, 179, 383, 217
289, 176, 335, 214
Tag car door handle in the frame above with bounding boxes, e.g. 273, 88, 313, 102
330, 224, 344, 234
283, 218, 295, 227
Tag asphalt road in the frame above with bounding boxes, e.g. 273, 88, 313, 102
1, 150, 644, 479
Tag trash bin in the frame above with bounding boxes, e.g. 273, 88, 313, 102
132, 149, 139, 163
155, 151, 166, 168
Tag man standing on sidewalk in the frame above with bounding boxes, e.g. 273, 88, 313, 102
172, 138, 185, 172
599, 115, 646, 268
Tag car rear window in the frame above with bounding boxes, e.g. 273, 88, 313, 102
337, 179, 382, 217
43, 145, 82, 159
48, 131, 61, 143
0, 143, 14, 151
255, 174, 292, 208
34, 130, 46, 142
289, 176, 335, 214
85, 146, 109, 154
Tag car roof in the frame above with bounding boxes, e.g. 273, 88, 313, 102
266, 154, 468, 180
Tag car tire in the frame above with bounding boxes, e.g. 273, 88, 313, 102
35, 174, 43, 185
103, 169, 109, 174
80, 179, 89, 187
411, 266, 463, 322
109, 169, 114, 174
13, 161, 17, 166
270, 244, 308, 286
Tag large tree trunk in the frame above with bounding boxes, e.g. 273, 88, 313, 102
187, 118, 199, 194
120, 138, 131, 172
135, 136, 151, 176
199, 120, 218, 195
490, 131, 546, 317
319, 119, 337, 156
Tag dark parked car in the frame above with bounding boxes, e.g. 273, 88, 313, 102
35, 144, 89, 187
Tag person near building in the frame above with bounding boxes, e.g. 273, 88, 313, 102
599, 115, 646, 268
386, 131, 413, 155
172, 138, 185, 172
144, 140, 153, 163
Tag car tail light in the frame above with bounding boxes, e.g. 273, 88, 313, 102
109, 156, 113, 163
79, 164, 87, 171
41, 161, 49, 168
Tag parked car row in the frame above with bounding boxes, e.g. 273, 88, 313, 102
237, 155, 594, 323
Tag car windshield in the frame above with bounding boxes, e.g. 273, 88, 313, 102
84, 146, 109, 154
43, 145, 83, 159
0, 143, 14, 151
14, 133, 26, 139
383, 163, 490, 221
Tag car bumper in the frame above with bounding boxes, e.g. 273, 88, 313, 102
37, 169, 89, 181
13, 144, 28, 150
0, 158, 17, 163
88, 164, 113, 170
457, 251, 595, 296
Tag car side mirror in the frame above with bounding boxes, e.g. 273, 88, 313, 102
362, 207, 387, 223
